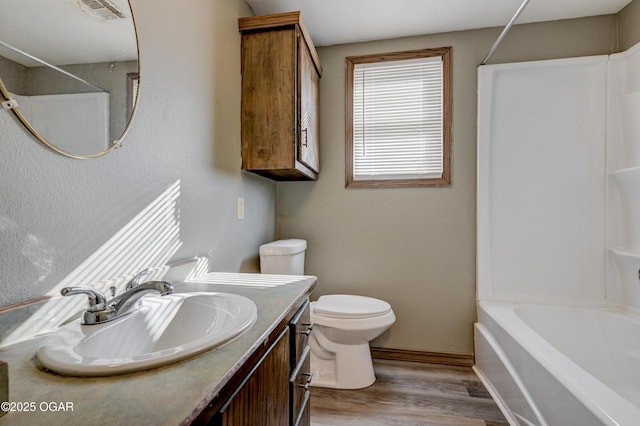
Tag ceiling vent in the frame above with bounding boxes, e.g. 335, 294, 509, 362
77, 0, 127, 20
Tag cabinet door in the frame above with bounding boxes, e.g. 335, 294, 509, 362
297, 35, 320, 173
241, 28, 297, 172
218, 328, 290, 426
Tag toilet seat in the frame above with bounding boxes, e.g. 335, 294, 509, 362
314, 295, 392, 319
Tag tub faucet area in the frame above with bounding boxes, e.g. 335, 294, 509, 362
61, 280, 174, 325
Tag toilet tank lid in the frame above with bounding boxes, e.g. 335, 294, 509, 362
314, 295, 392, 319
259, 239, 307, 255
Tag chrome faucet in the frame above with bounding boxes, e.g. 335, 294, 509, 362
61, 280, 174, 325
125, 267, 154, 291
108, 281, 174, 318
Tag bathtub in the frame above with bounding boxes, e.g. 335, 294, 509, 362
474, 302, 640, 426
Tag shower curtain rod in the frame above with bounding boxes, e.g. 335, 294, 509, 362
480, 0, 533, 65
0, 40, 106, 92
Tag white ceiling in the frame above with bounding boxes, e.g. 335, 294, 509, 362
1, 0, 632, 68
0, 0, 137, 67
245, 0, 633, 47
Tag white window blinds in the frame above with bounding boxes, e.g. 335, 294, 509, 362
352, 56, 444, 181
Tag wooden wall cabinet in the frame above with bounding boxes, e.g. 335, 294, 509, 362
238, 12, 322, 181
201, 299, 312, 426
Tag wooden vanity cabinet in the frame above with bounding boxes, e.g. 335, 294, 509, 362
238, 12, 322, 181
199, 299, 312, 426
216, 328, 291, 426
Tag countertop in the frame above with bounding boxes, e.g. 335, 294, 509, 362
0, 272, 316, 425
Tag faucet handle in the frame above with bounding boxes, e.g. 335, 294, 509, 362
125, 267, 154, 291
60, 287, 108, 310
61, 287, 115, 325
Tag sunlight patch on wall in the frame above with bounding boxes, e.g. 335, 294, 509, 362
1, 180, 183, 347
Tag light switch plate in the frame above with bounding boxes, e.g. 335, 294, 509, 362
237, 197, 245, 220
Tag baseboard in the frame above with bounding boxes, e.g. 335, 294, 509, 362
371, 347, 474, 368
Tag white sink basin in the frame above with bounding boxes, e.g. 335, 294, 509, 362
36, 292, 257, 376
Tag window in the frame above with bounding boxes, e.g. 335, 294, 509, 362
346, 47, 452, 188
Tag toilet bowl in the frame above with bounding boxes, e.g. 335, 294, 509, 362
259, 239, 396, 389
310, 294, 395, 389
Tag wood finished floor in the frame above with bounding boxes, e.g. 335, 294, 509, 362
310, 359, 509, 426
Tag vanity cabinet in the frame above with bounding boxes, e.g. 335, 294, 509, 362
238, 12, 322, 181
0, 274, 317, 426
197, 299, 312, 426
216, 328, 291, 425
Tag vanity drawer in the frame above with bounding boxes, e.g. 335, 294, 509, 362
290, 345, 311, 426
289, 300, 312, 363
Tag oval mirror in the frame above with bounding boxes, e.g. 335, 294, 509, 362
0, 0, 140, 159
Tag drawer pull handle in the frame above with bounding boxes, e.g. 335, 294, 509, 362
298, 372, 313, 390
299, 322, 314, 336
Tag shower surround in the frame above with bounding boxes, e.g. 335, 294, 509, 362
475, 42, 640, 425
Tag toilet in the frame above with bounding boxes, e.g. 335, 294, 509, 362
259, 239, 396, 389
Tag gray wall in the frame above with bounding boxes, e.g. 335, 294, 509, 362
0, 0, 275, 307
0, 56, 26, 93
276, 15, 618, 355
620, 0, 640, 51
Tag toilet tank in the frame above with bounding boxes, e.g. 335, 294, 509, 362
259, 239, 307, 275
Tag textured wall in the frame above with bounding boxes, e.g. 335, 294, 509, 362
0, 0, 275, 307
276, 16, 617, 355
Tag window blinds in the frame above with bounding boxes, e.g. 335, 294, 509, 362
352, 56, 444, 181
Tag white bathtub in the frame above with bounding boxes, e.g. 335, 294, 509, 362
474, 302, 640, 426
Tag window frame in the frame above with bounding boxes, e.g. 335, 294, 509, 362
345, 47, 452, 188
